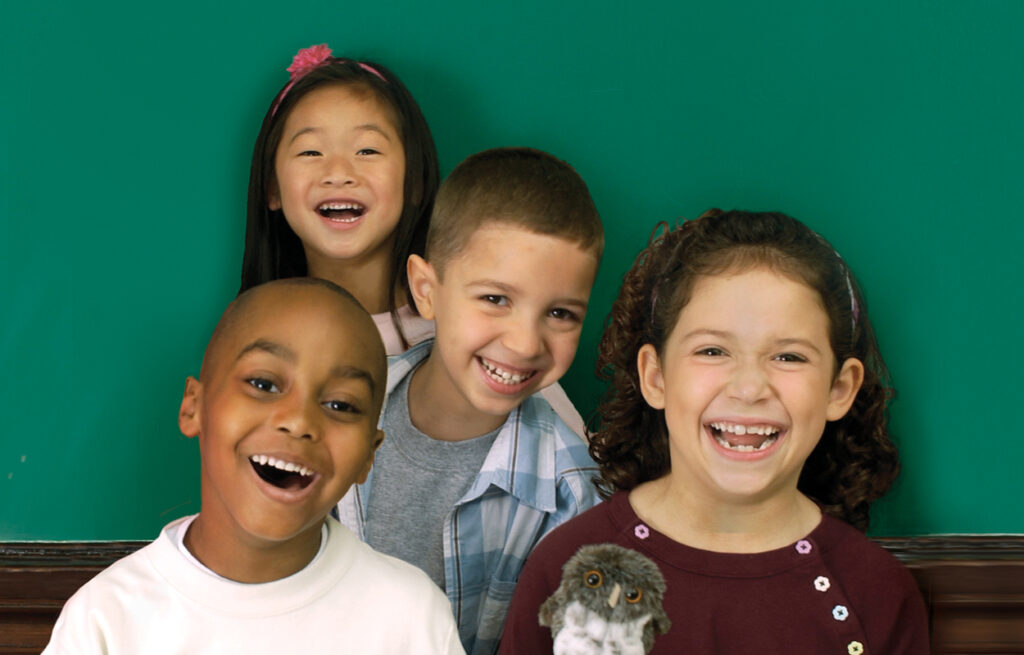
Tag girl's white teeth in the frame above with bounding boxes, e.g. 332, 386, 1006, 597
250, 455, 313, 477
319, 202, 363, 210
713, 435, 778, 452
710, 422, 780, 437
317, 202, 366, 222
479, 358, 534, 385
709, 422, 780, 453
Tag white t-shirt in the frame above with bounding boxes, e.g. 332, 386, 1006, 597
43, 516, 464, 655
373, 305, 588, 439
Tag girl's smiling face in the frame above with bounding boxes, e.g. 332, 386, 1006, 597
637, 267, 863, 506
270, 84, 406, 277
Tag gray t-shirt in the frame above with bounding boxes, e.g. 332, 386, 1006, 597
365, 366, 499, 590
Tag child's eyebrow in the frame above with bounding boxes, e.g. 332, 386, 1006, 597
237, 338, 294, 362
469, 279, 516, 292
287, 124, 394, 144
773, 338, 824, 356
680, 328, 732, 341
329, 365, 377, 396
468, 279, 589, 308
680, 330, 824, 355
236, 339, 377, 394
352, 124, 394, 141
286, 127, 320, 144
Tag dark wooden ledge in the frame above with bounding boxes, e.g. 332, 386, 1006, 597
876, 536, 1024, 653
2, 536, 1023, 654
0, 542, 146, 654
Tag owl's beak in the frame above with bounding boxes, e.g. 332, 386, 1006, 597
607, 582, 622, 608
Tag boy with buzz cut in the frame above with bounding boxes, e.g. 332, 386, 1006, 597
337, 147, 605, 655
44, 279, 463, 655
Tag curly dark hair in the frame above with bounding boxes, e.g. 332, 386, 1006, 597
240, 54, 439, 348
589, 209, 899, 531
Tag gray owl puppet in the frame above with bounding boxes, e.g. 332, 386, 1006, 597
539, 544, 670, 655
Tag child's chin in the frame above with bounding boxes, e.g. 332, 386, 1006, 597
245, 515, 326, 544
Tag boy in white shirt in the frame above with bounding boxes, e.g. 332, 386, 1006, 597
44, 278, 463, 654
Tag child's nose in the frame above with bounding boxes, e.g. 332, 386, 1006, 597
502, 317, 545, 359
320, 155, 357, 187
273, 394, 319, 440
728, 360, 771, 403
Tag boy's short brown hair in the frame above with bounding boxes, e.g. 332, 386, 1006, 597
426, 147, 603, 275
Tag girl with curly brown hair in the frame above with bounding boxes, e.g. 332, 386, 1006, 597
501, 210, 928, 654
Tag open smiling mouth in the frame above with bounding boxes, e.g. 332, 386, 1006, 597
317, 202, 365, 222
708, 422, 781, 453
249, 455, 316, 491
478, 357, 537, 386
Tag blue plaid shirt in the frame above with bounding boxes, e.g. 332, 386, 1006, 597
337, 340, 602, 655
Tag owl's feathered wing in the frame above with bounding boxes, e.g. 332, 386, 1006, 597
539, 585, 570, 634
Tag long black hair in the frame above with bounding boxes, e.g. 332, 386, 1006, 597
240, 55, 439, 341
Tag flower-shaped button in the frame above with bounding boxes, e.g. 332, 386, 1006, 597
634, 524, 650, 540
832, 605, 849, 621
847, 641, 864, 655
795, 539, 813, 554
814, 576, 831, 592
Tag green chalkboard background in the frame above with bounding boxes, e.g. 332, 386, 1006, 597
2, 0, 1022, 540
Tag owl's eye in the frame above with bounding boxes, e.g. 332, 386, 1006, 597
584, 570, 603, 588
625, 587, 643, 604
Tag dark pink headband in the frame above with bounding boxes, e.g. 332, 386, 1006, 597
271, 44, 387, 116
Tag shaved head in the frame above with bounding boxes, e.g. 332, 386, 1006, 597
200, 278, 386, 407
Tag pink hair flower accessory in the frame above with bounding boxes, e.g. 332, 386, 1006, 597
272, 44, 335, 116
271, 44, 387, 117
287, 44, 333, 80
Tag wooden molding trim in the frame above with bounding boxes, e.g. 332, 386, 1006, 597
879, 536, 1024, 654
0, 541, 147, 566
877, 534, 1024, 560
0, 542, 145, 654
2, 536, 1023, 654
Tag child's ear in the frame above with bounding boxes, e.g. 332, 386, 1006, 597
636, 344, 667, 410
406, 254, 438, 320
267, 182, 281, 211
178, 376, 203, 438
356, 429, 386, 485
826, 358, 865, 421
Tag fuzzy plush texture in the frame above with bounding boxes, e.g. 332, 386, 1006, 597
539, 544, 670, 654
